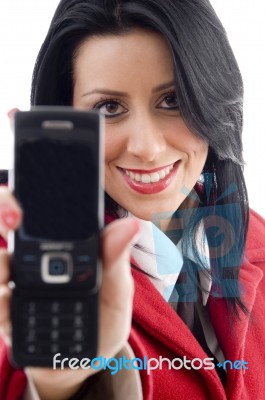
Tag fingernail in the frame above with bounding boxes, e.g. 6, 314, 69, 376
7, 108, 19, 119
2, 210, 20, 228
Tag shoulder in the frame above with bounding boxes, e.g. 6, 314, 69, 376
245, 209, 265, 262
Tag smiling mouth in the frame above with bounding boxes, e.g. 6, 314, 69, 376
124, 163, 175, 184
117, 161, 180, 195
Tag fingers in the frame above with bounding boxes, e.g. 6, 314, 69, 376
0, 187, 16, 346
0, 250, 10, 283
7, 108, 19, 130
0, 187, 22, 239
0, 270, 12, 346
99, 218, 140, 358
7, 108, 19, 120
101, 217, 140, 306
102, 218, 140, 273
0, 248, 11, 345
0, 187, 18, 345
0, 110, 22, 239
0, 286, 11, 323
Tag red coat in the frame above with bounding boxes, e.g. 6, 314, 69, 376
0, 209, 265, 399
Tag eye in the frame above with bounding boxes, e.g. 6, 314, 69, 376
93, 98, 128, 118
157, 92, 179, 110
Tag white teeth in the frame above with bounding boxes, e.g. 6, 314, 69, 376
141, 174, 151, 183
158, 169, 166, 179
125, 163, 176, 184
150, 172, 160, 183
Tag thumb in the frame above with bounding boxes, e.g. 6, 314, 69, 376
102, 218, 140, 269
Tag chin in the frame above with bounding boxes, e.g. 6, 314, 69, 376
128, 205, 178, 222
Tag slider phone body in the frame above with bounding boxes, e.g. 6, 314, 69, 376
9, 107, 103, 367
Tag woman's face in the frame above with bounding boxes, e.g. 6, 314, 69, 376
73, 29, 208, 220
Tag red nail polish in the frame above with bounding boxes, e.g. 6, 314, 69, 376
2, 210, 19, 228
7, 108, 19, 119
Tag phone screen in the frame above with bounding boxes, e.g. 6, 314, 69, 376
16, 137, 98, 241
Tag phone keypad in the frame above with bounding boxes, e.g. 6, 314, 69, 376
21, 299, 92, 357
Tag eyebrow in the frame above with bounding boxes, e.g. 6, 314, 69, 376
152, 80, 176, 93
82, 88, 128, 98
81, 80, 176, 98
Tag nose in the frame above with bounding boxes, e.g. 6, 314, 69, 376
126, 113, 166, 162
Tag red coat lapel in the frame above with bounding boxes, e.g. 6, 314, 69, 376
208, 257, 263, 399
131, 267, 227, 399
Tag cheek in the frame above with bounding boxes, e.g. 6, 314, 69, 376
189, 139, 208, 160
176, 130, 208, 175
194, 140, 208, 163
187, 142, 208, 171
168, 119, 206, 154
186, 141, 208, 181
104, 138, 118, 167
176, 124, 208, 159
104, 127, 125, 164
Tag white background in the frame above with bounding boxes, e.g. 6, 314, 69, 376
0, 1, 264, 216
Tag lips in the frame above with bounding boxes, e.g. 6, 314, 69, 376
125, 163, 174, 184
118, 161, 180, 194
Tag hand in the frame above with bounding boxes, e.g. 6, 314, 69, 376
0, 186, 140, 400
0, 187, 22, 346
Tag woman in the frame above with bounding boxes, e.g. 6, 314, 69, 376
1, 0, 265, 399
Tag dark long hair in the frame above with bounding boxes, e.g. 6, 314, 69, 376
31, 0, 249, 315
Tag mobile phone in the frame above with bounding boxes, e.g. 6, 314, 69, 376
8, 107, 103, 367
